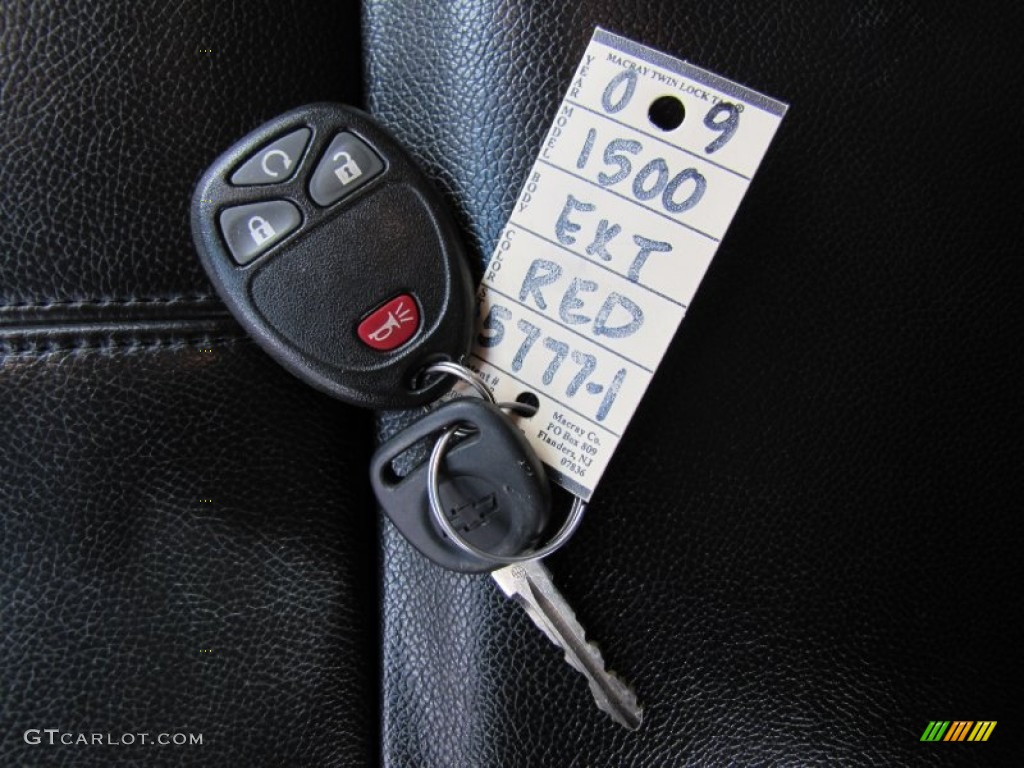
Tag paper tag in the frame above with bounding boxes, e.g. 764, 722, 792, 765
469, 28, 787, 500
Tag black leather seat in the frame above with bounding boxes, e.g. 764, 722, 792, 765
2, 1, 376, 765
3, 1, 1020, 766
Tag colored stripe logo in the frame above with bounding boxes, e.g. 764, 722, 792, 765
920, 721, 996, 742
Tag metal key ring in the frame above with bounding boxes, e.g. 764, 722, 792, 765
421, 360, 494, 403
427, 424, 588, 565
421, 360, 496, 440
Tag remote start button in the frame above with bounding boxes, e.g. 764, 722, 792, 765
358, 294, 420, 351
230, 128, 310, 186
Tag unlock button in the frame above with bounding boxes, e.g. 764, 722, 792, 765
309, 132, 385, 207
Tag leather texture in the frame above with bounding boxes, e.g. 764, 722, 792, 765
1, 339, 377, 766
365, 1, 1023, 765
1, 1, 377, 766
3, 0, 1022, 766
0, 0, 363, 306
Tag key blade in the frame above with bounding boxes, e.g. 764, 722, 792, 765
492, 560, 643, 730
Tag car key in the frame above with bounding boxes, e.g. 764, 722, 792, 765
191, 103, 474, 409
373, 393, 643, 729
491, 560, 643, 730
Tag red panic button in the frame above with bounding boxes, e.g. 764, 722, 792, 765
357, 294, 420, 351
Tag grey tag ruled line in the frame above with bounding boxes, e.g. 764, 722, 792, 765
592, 27, 789, 117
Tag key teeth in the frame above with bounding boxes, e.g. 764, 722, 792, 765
510, 563, 644, 731
592, 681, 644, 731
562, 641, 644, 731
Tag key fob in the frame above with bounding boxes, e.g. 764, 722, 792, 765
191, 103, 474, 409
370, 398, 552, 573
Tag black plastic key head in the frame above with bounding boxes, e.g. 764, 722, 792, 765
370, 398, 552, 573
192, 103, 473, 409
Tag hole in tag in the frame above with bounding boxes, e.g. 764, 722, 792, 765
648, 95, 685, 131
515, 391, 540, 416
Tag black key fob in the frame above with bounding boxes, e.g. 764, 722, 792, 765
191, 103, 474, 409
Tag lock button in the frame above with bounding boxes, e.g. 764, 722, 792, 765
309, 132, 384, 207
218, 200, 302, 265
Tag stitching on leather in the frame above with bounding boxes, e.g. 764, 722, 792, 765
0, 336, 250, 359
0, 296, 218, 310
